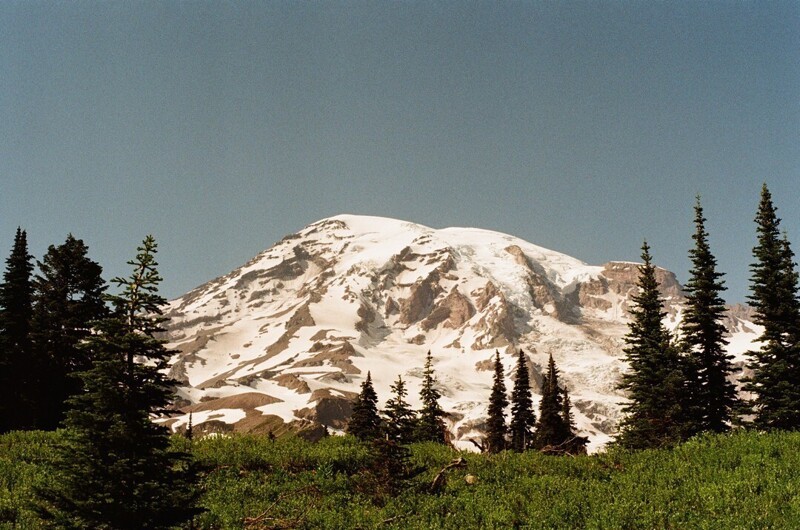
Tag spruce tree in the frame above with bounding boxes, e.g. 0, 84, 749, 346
31, 234, 108, 430
533, 353, 570, 450
485, 351, 509, 453
561, 386, 576, 433
0, 228, 35, 432
744, 184, 800, 429
679, 197, 739, 435
415, 351, 447, 443
382, 375, 417, 444
36, 236, 199, 529
347, 371, 381, 441
509, 349, 535, 452
616, 242, 686, 449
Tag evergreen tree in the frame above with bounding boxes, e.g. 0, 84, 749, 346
616, 242, 686, 449
382, 375, 417, 444
509, 349, 535, 452
744, 184, 800, 429
415, 351, 447, 443
679, 197, 740, 435
347, 371, 381, 441
0, 228, 35, 432
31, 234, 107, 430
37, 236, 199, 529
533, 353, 571, 450
485, 351, 509, 453
561, 386, 576, 433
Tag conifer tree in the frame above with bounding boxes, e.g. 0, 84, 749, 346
616, 242, 686, 449
37, 236, 199, 529
485, 351, 509, 453
382, 375, 417, 444
31, 234, 107, 430
744, 184, 800, 429
415, 351, 447, 443
533, 353, 570, 449
509, 349, 535, 451
679, 197, 740, 435
0, 228, 35, 432
562, 386, 576, 433
347, 371, 381, 441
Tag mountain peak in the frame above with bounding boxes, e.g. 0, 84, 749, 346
162, 215, 759, 451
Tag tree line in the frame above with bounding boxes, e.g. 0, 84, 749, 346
617, 184, 800, 449
346, 349, 587, 455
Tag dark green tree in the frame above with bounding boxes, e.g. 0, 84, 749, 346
36, 236, 200, 529
347, 371, 382, 441
533, 353, 571, 450
616, 242, 686, 449
679, 197, 740, 435
31, 234, 107, 430
562, 386, 576, 433
485, 351, 508, 453
415, 351, 447, 443
743, 184, 800, 430
0, 228, 35, 432
383, 375, 417, 444
509, 349, 535, 452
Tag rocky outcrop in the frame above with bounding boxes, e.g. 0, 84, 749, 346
421, 286, 475, 331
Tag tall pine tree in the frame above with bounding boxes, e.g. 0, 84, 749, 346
31, 234, 107, 430
616, 242, 686, 449
485, 351, 509, 453
533, 353, 571, 450
347, 371, 382, 441
744, 184, 800, 430
0, 228, 35, 432
679, 197, 740, 435
509, 349, 535, 452
37, 236, 199, 529
382, 375, 417, 444
415, 351, 447, 443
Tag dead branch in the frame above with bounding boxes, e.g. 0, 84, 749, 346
429, 456, 467, 493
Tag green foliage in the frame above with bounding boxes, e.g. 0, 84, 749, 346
533, 353, 571, 450
383, 375, 417, 444
0, 228, 35, 433
36, 236, 200, 529
680, 197, 740, 435
3, 430, 800, 529
744, 184, 800, 430
31, 234, 108, 430
509, 349, 535, 451
485, 351, 508, 453
346, 371, 381, 441
617, 242, 687, 449
415, 351, 447, 443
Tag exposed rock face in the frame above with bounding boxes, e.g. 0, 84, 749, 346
163, 214, 760, 451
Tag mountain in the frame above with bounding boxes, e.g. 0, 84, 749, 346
162, 215, 760, 451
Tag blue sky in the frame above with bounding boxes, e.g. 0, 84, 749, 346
1, 1, 798, 302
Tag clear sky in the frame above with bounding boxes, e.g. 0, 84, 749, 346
1, 1, 798, 303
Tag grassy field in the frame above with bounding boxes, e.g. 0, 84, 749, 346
1, 430, 799, 529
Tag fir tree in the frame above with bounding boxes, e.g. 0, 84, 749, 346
679, 197, 740, 435
347, 371, 381, 441
485, 351, 509, 453
616, 242, 686, 449
36, 236, 200, 529
31, 234, 107, 430
0, 228, 35, 432
744, 184, 800, 430
509, 349, 535, 452
561, 386, 576, 433
415, 351, 447, 443
383, 375, 417, 444
533, 353, 570, 450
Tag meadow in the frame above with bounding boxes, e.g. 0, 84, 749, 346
1, 430, 798, 529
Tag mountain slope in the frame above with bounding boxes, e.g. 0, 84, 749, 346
162, 215, 759, 451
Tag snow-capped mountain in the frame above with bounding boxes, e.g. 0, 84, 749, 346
163, 215, 760, 451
